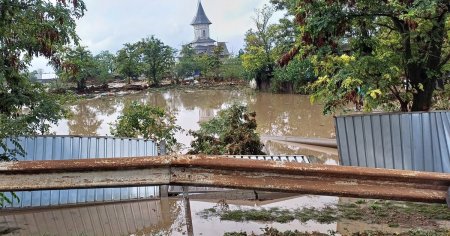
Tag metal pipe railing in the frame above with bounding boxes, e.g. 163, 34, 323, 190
0, 155, 449, 204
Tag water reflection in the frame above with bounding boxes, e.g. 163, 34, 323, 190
67, 101, 102, 136
0, 195, 338, 236
53, 88, 336, 160
0, 199, 180, 236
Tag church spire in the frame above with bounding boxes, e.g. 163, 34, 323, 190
191, 1, 212, 25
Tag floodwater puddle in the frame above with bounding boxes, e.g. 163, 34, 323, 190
0, 195, 338, 236
1, 192, 450, 235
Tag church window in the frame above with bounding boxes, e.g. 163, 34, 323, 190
202, 30, 206, 37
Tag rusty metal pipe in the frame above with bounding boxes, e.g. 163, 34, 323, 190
0, 155, 449, 204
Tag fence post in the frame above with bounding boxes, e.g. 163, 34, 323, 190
159, 140, 169, 198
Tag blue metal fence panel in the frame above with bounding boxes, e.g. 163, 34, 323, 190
335, 111, 450, 173
0, 136, 160, 208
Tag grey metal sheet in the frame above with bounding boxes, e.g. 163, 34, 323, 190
0, 199, 170, 236
226, 155, 310, 163
168, 155, 311, 194
335, 111, 450, 173
0, 136, 160, 208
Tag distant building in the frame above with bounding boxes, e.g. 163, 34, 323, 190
34, 69, 57, 84
188, 1, 229, 56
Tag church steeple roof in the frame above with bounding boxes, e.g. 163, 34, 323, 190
191, 1, 212, 25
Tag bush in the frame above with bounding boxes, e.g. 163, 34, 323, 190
272, 57, 315, 94
188, 104, 265, 155
110, 102, 181, 152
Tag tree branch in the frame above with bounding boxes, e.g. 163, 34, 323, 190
374, 22, 396, 31
439, 53, 450, 68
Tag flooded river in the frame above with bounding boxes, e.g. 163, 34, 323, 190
52, 88, 336, 162
2, 88, 448, 235
0, 87, 341, 236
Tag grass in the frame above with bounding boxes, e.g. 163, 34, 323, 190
199, 199, 450, 230
223, 228, 450, 236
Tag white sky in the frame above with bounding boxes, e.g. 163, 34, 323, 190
31, 0, 284, 73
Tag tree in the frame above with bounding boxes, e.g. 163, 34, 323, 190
138, 36, 175, 86
95, 51, 116, 75
174, 45, 200, 79
116, 43, 141, 84
208, 45, 224, 78
272, 56, 314, 93
110, 102, 182, 152
220, 56, 245, 80
94, 50, 116, 85
285, 0, 449, 113
56, 46, 97, 92
0, 0, 85, 155
0, 0, 85, 205
242, 5, 277, 90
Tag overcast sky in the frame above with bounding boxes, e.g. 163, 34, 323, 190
32, 0, 284, 72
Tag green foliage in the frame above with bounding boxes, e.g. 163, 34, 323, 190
175, 45, 243, 80
0, 0, 85, 206
433, 82, 450, 110
174, 45, 201, 79
115, 43, 141, 84
138, 36, 175, 86
110, 102, 181, 152
94, 50, 116, 85
220, 57, 245, 79
56, 46, 98, 91
242, 3, 308, 92
0, 80, 69, 159
188, 105, 265, 155
241, 5, 277, 81
287, 0, 450, 113
272, 57, 314, 93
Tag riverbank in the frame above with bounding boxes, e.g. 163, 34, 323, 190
51, 78, 249, 97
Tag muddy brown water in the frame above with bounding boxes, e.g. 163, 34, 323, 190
0, 88, 354, 235
2, 88, 448, 235
53, 88, 337, 162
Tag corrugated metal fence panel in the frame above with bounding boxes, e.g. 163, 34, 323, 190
335, 111, 450, 173
0, 199, 170, 236
0, 136, 160, 209
226, 155, 310, 163
168, 155, 310, 194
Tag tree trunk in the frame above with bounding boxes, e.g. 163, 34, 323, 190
411, 79, 435, 111
395, 14, 445, 112
77, 78, 87, 93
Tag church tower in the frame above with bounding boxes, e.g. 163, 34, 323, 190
188, 1, 229, 56
190, 1, 216, 53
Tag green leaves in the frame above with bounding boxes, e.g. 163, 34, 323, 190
291, 0, 449, 112
110, 102, 182, 152
242, 5, 277, 81
0, 0, 86, 206
115, 36, 175, 86
138, 36, 175, 86
56, 46, 97, 91
116, 43, 141, 84
188, 104, 265, 155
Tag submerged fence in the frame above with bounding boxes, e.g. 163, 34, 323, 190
335, 111, 450, 173
0, 136, 160, 208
